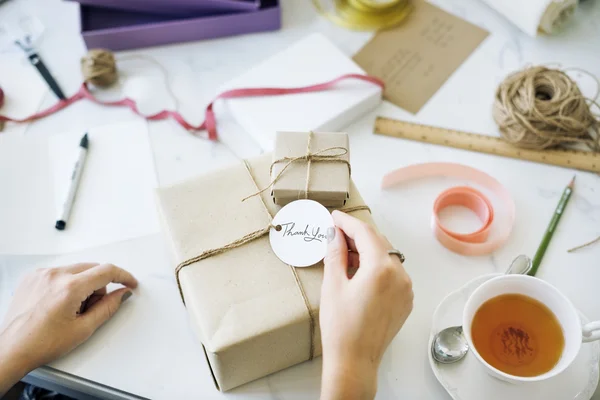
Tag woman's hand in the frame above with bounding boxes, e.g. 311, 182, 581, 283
0, 263, 137, 394
320, 211, 413, 400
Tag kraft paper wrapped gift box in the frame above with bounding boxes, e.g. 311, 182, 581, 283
156, 154, 373, 391
272, 131, 351, 207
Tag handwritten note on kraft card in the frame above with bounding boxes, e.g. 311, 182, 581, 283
353, 0, 489, 114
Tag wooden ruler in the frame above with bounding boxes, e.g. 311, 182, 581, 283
374, 117, 600, 173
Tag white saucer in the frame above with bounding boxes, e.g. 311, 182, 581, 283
428, 273, 600, 400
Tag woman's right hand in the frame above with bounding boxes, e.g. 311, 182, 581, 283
320, 211, 414, 400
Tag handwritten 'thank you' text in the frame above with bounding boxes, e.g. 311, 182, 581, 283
279, 222, 327, 243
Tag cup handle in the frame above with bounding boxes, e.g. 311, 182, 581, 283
583, 321, 600, 343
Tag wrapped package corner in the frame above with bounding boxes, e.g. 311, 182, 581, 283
155, 154, 374, 391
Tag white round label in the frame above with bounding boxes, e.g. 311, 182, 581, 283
269, 200, 334, 267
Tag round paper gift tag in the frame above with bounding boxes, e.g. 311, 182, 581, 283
270, 200, 334, 267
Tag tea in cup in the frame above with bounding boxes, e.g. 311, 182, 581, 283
463, 275, 600, 383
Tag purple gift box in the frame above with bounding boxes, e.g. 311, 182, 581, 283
69, 0, 260, 16
80, 0, 281, 51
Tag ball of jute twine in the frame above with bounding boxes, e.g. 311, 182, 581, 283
494, 66, 600, 252
492, 66, 600, 151
81, 49, 118, 88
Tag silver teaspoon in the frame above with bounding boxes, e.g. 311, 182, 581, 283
431, 255, 532, 364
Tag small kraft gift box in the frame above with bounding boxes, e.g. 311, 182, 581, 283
271, 131, 351, 208
155, 154, 374, 391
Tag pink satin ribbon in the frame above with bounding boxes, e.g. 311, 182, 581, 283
0, 73, 384, 141
382, 163, 515, 256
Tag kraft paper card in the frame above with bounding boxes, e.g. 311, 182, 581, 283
353, 0, 489, 114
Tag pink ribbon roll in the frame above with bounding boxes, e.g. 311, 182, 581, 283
381, 163, 515, 256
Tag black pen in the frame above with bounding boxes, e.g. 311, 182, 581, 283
55, 133, 89, 230
15, 35, 66, 100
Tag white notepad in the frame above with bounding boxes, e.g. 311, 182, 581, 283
0, 120, 160, 254
218, 33, 383, 151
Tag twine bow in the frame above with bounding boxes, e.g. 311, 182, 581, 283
242, 131, 351, 202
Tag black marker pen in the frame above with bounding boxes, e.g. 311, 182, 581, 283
55, 133, 89, 230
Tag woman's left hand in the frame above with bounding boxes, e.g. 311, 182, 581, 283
0, 263, 137, 394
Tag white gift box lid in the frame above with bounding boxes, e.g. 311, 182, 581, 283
218, 33, 382, 151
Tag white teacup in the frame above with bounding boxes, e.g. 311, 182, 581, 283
463, 275, 600, 384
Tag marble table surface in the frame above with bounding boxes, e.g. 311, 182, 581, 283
1, 0, 599, 399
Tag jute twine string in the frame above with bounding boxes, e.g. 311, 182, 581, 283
175, 159, 370, 361
568, 235, 600, 253
242, 131, 351, 202
493, 66, 600, 151
80, 49, 180, 110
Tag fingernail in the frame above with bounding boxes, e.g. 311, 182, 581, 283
121, 291, 132, 303
327, 227, 336, 243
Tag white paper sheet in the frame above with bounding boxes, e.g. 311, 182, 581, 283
0, 132, 56, 253
0, 55, 47, 135
0, 235, 211, 400
0, 120, 160, 254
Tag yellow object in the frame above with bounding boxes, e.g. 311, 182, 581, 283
312, 0, 412, 30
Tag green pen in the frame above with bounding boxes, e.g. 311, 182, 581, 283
528, 176, 575, 277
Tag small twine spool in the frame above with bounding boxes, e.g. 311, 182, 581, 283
81, 49, 119, 88
492, 66, 600, 151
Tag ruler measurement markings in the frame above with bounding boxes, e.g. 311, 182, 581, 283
374, 117, 599, 173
